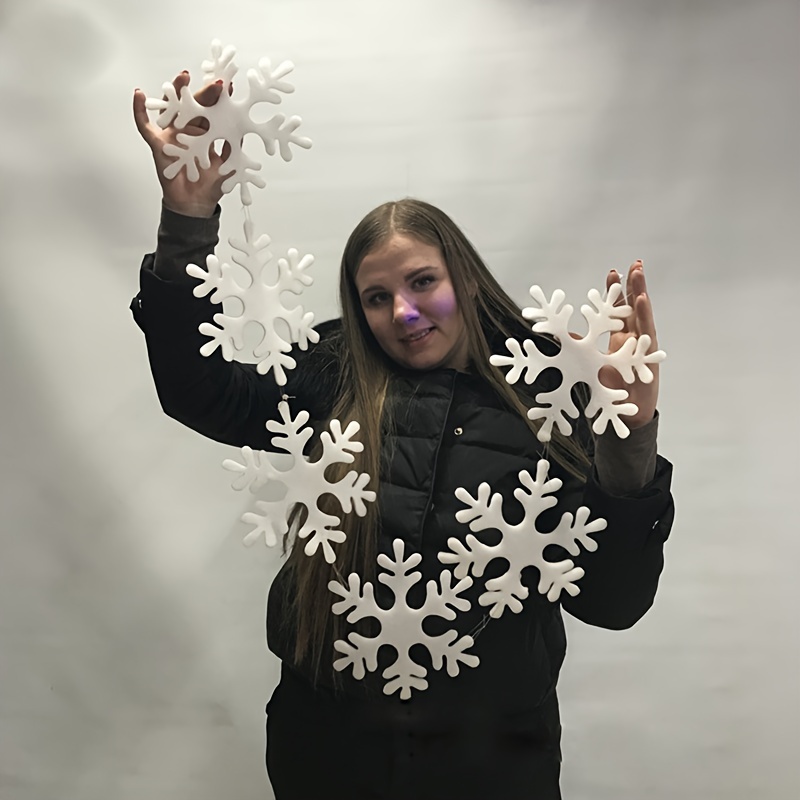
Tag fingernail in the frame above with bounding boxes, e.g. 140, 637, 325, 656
215, 79, 224, 85
182, 70, 189, 75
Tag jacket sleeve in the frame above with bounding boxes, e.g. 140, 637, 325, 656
560, 454, 674, 630
130, 209, 340, 449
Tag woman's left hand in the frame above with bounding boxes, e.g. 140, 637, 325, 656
603, 260, 659, 430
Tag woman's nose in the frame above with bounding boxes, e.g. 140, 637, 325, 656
393, 294, 420, 324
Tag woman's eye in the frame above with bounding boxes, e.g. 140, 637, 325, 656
414, 275, 435, 289
366, 292, 389, 307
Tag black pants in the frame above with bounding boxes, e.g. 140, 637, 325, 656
266, 665, 562, 800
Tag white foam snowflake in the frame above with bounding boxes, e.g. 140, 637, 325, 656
329, 539, 479, 699
490, 283, 666, 441
440, 460, 607, 615
145, 39, 312, 205
186, 218, 317, 384
223, 401, 375, 563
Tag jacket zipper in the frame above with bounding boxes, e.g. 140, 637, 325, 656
417, 371, 457, 542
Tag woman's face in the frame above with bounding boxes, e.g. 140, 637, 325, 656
354, 233, 470, 372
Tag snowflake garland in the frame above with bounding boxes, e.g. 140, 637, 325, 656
223, 401, 376, 563
145, 39, 312, 205
186, 218, 318, 384
490, 283, 666, 441
329, 539, 479, 699
440, 460, 607, 614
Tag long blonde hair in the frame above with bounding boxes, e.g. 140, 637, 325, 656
283, 199, 591, 681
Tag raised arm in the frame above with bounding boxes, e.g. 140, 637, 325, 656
562, 261, 674, 629
131, 75, 339, 449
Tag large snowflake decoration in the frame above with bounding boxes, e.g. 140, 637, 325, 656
329, 539, 479, 699
186, 218, 317, 384
490, 283, 666, 441
145, 39, 312, 205
439, 460, 607, 615
222, 401, 375, 563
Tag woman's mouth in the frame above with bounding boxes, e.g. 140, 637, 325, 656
401, 327, 434, 343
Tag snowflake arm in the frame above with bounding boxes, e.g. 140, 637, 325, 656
276, 248, 315, 294
381, 654, 430, 699
329, 573, 381, 621
266, 404, 314, 453
444, 484, 506, 578
426, 630, 480, 677
489, 337, 552, 386
333, 471, 377, 516
604, 332, 661, 385
187, 252, 241, 304
201, 39, 238, 85
419, 571, 473, 620
222, 445, 277, 491
550, 506, 605, 557
319, 419, 364, 462
332, 633, 379, 681
527, 381, 584, 441
536, 561, 586, 603
480, 570, 530, 617
522, 286, 575, 333
419, 573, 478, 676
240, 502, 287, 548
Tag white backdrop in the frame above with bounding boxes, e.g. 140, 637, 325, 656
1, 0, 798, 798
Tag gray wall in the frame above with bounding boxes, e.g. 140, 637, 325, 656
1, 0, 798, 798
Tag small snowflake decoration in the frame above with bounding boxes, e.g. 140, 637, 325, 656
329, 539, 479, 699
145, 39, 312, 205
490, 283, 666, 441
186, 218, 317, 384
223, 401, 375, 563
440, 460, 607, 615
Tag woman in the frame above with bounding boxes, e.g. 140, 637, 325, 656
133, 76, 673, 800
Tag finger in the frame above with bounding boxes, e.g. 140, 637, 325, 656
606, 268, 621, 295
628, 261, 647, 299
186, 80, 225, 132
634, 292, 658, 348
160, 71, 190, 110
626, 259, 644, 307
133, 88, 157, 145
169, 70, 190, 99
196, 79, 225, 107
178, 123, 209, 138
211, 136, 239, 168
186, 116, 211, 133
606, 269, 630, 337
208, 138, 226, 164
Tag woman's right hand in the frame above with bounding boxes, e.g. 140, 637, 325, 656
133, 72, 230, 218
